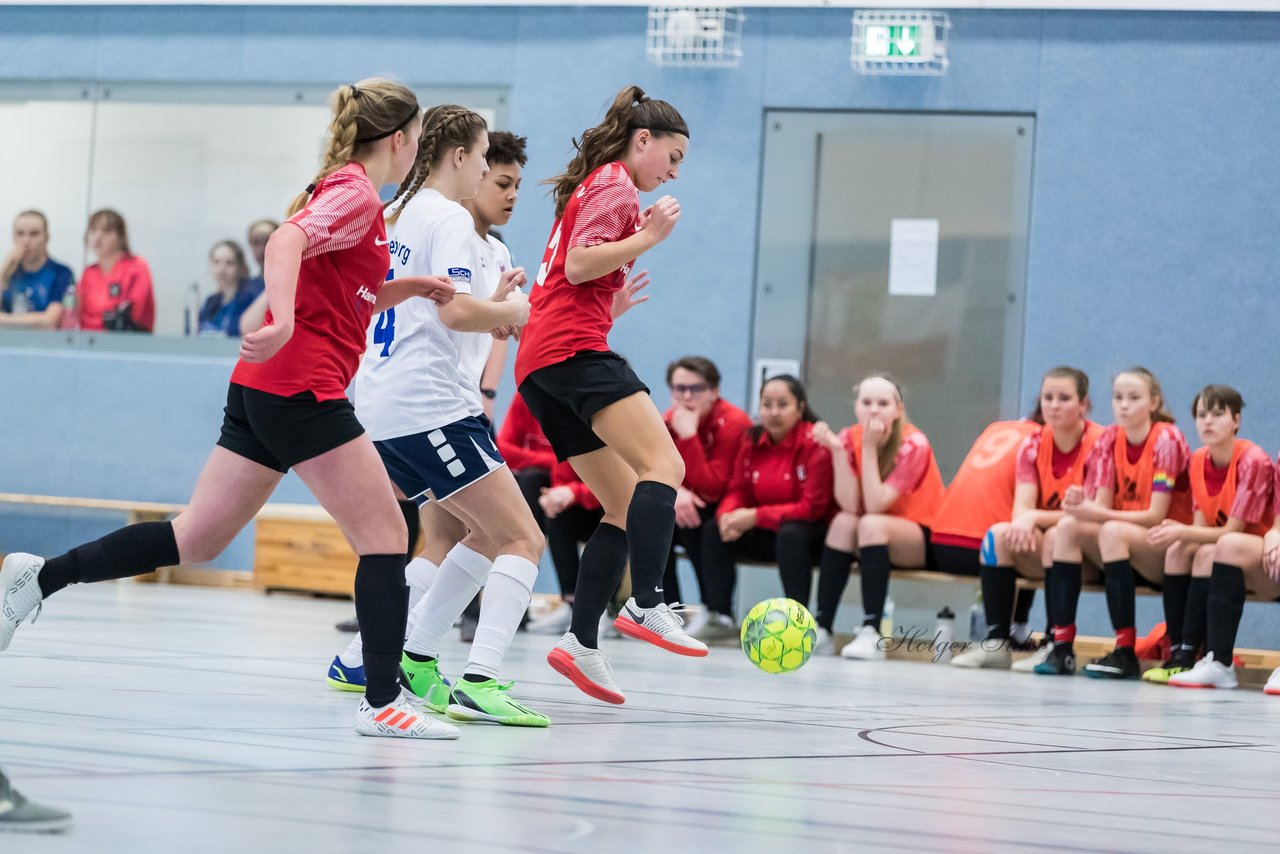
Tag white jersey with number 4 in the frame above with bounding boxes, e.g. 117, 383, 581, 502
455, 232, 512, 405
355, 188, 497, 441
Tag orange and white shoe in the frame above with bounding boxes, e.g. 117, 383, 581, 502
354, 692, 460, 739
613, 599, 708, 657
547, 633, 625, 705
1265, 666, 1280, 696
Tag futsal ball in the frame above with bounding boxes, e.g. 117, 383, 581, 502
740, 597, 817, 674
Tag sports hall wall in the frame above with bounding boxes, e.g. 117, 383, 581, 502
2, 6, 1278, 611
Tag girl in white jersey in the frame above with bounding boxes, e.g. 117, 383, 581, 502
354, 105, 549, 727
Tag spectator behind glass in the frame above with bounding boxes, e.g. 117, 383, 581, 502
661, 356, 753, 611
0, 210, 74, 330
238, 218, 279, 335
70, 209, 155, 333
198, 240, 261, 337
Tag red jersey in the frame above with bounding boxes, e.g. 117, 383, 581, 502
718, 421, 835, 532
1015, 421, 1105, 510
515, 161, 639, 385
929, 420, 1040, 549
551, 459, 601, 512
841, 422, 945, 527
664, 398, 753, 503
231, 162, 388, 401
1086, 422, 1192, 522
497, 393, 557, 472
1189, 440, 1274, 535
75, 254, 155, 332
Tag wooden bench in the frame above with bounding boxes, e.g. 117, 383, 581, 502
252, 504, 360, 597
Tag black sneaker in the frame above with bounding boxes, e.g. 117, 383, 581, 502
1083, 646, 1141, 680
1033, 643, 1076, 675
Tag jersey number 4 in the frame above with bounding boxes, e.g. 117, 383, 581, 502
374, 268, 396, 357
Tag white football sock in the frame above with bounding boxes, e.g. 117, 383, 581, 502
339, 633, 363, 669
403, 543, 492, 659
404, 557, 439, 638
466, 555, 538, 679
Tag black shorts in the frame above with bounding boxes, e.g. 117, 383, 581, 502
928, 540, 978, 577
518, 350, 649, 462
216, 383, 365, 473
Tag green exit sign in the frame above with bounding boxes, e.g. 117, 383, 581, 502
865, 24, 922, 58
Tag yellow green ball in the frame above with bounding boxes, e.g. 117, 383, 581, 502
739, 597, 817, 674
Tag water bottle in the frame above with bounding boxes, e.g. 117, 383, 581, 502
969, 592, 987, 643
935, 606, 956, 663
879, 596, 895, 639
11, 288, 29, 314
62, 283, 78, 329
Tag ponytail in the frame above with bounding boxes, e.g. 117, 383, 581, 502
1118, 366, 1177, 424
386, 104, 487, 226
548, 85, 688, 218
288, 78, 420, 217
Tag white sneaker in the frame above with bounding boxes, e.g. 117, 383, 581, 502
813, 627, 835, 655
526, 601, 573, 635
691, 611, 739, 644
599, 611, 622, 640
613, 598, 708, 657
1012, 641, 1054, 673
547, 632, 625, 704
952, 640, 1012, 669
1266, 666, 1280, 696
1168, 652, 1237, 690
354, 692, 460, 739
683, 607, 711, 637
840, 625, 885, 661
0, 554, 46, 652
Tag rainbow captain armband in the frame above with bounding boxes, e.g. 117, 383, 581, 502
1152, 472, 1176, 493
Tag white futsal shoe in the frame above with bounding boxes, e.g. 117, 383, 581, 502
1012, 641, 1054, 672
0, 554, 46, 652
1266, 667, 1280, 696
840, 625, 886, 661
547, 632, 625, 705
952, 640, 1012, 669
1168, 653, 1237, 690
613, 598, 708, 656
526, 601, 573, 635
355, 692, 460, 739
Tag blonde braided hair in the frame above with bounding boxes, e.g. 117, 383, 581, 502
386, 104, 488, 225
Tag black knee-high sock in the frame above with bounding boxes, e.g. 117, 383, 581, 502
1102, 559, 1136, 633
1162, 574, 1191, 649
1182, 577, 1211, 655
1042, 563, 1057, 635
981, 566, 1018, 640
859, 545, 891, 629
38, 521, 180, 598
354, 554, 408, 708
1051, 560, 1082, 648
1207, 562, 1247, 665
627, 482, 676, 609
568, 523, 628, 649
397, 499, 421, 562
815, 546, 855, 631
1013, 587, 1035, 625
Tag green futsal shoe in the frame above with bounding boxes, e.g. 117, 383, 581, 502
398, 655, 451, 713
445, 679, 550, 727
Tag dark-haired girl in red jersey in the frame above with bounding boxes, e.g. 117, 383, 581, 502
515, 85, 702, 705
0, 79, 457, 739
952, 366, 1102, 670
1144, 385, 1273, 684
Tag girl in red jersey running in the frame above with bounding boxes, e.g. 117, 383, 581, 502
0, 79, 457, 739
515, 85, 702, 705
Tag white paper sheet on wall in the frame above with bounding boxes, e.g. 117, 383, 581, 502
888, 218, 939, 297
